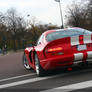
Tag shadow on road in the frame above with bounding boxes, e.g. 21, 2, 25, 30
43, 64, 92, 77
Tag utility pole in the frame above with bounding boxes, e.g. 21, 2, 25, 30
54, 0, 64, 28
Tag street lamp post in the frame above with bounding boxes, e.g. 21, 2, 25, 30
54, 0, 64, 28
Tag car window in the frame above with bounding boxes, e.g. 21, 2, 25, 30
46, 28, 92, 42
37, 34, 44, 45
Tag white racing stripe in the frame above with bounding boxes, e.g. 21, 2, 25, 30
0, 73, 35, 82
71, 35, 92, 46
74, 53, 83, 61
84, 35, 92, 44
42, 80, 92, 92
71, 36, 79, 46
87, 51, 92, 59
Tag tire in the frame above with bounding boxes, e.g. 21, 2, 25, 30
35, 53, 45, 76
23, 53, 31, 70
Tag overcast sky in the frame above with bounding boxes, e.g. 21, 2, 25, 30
0, 0, 81, 26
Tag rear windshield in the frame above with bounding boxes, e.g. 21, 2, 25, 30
46, 28, 92, 42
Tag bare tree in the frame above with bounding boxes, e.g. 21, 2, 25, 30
5, 8, 26, 50
66, 1, 89, 29
0, 8, 59, 51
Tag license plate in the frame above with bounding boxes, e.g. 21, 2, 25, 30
77, 45, 87, 51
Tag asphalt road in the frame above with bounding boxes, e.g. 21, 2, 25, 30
0, 52, 92, 92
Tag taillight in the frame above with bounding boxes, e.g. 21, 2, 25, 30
47, 47, 63, 53
45, 47, 64, 56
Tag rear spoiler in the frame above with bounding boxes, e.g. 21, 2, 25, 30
45, 34, 92, 49
44, 37, 70, 49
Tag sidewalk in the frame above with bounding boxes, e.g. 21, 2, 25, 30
0, 49, 24, 56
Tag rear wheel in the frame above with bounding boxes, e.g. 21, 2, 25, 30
23, 53, 31, 70
35, 53, 45, 76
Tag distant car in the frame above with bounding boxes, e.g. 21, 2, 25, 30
23, 27, 92, 76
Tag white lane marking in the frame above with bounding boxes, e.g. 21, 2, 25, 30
0, 75, 59, 89
42, 80, 92, 92
0, 68, 92, 89
0, 73, 35, 82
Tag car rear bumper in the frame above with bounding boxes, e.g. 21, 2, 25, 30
40, 54, 74, 70
40, 51, 92, 70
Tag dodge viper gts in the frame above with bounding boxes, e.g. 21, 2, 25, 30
23, 27, 92, 76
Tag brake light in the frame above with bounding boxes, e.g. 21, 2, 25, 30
47, 47, 63, 52
80, 36, 83, 40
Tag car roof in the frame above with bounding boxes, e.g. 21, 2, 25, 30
43, 27, 81, 35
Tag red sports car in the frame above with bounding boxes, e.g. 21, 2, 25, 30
23, 27, 92, 76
